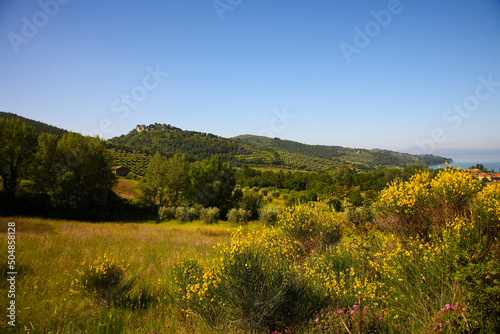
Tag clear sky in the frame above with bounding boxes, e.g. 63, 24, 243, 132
1, 0, 500, 160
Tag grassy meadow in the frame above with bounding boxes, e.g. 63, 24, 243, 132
0, 217, 252, 333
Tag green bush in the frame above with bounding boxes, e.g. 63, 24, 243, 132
454, 259, 500, 332
259, 206, 282, 226
200, 207, 220, 224
343, 206, 374, 226
175, 206, 189, 222
173, 206, 199, 222
158, 206, 176, 221
227, 208, 251, 224
239, 191, 264, 219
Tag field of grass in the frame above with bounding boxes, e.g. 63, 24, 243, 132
112, 179, 141, 200
0, 217, 259, 333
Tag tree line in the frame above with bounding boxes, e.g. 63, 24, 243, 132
0, 118, 116, 219
138, 153, 239, 218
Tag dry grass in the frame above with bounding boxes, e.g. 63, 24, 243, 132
112, 178, 141, 200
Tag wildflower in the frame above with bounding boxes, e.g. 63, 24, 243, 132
315, 318, 320, 323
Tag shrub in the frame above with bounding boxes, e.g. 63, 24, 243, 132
261, 189, 269, 196
471, 183, 500, 242
272, 191, 280, 198
227, 208, 251, 224
430, 167, 481, 225
173, 230, 328, 333
239, 191, 264, 219
200, 207, 220, 224
277, 203, 342, 252
375, 171, 432, 237
343, 206, 375, 226
284, 193, 299, 207
375, 167, 481, 238
174, 206, 199, 222
71, 254, 134, 305
259, 206, 282, 226
175, 206, 190, 222
187, 206, 199, 220
454, 260, 500, 333
158, 206, 176, 221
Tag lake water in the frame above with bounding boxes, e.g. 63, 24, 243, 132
429, 162, 500, 172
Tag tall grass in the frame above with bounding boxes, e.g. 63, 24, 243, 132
0, 217, 234, 333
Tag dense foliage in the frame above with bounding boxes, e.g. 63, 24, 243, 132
0, 119, 119, 219
108, 126, 251, 162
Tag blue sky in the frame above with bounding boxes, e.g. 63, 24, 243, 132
1, 0, 500, 160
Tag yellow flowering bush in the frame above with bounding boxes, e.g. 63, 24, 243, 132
376, 167, 482, 237
471, 183, 500, 238
72, 253, 134, 305
172, 228, 328, 332
375, 171, 432, 237
431, 167, 481, 226
277, 203, 343, 252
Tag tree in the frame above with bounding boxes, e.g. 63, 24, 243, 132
31, 133, 59, 195
0, 118, 38, 198
164, 154, 191, 206
239, 191, 264, 220
190, 155, 237, 216
33, 132, 116, 214
138, 152, 169, 210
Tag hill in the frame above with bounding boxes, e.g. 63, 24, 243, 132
0, 111, 68, 137
0, 113, 451, 171
107, 123, 451, 172
107, 123, 260, 162
233, 135, 451, 170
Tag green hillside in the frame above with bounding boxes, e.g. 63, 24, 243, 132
232, 135, 451, 169
0, 111, 68, 137
107, 124, 451, 172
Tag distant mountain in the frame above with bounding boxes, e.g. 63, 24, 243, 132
0, 111, 68, 137
107, 123, 451, 171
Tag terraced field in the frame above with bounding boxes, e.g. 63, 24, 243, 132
109, 150, 151, 175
